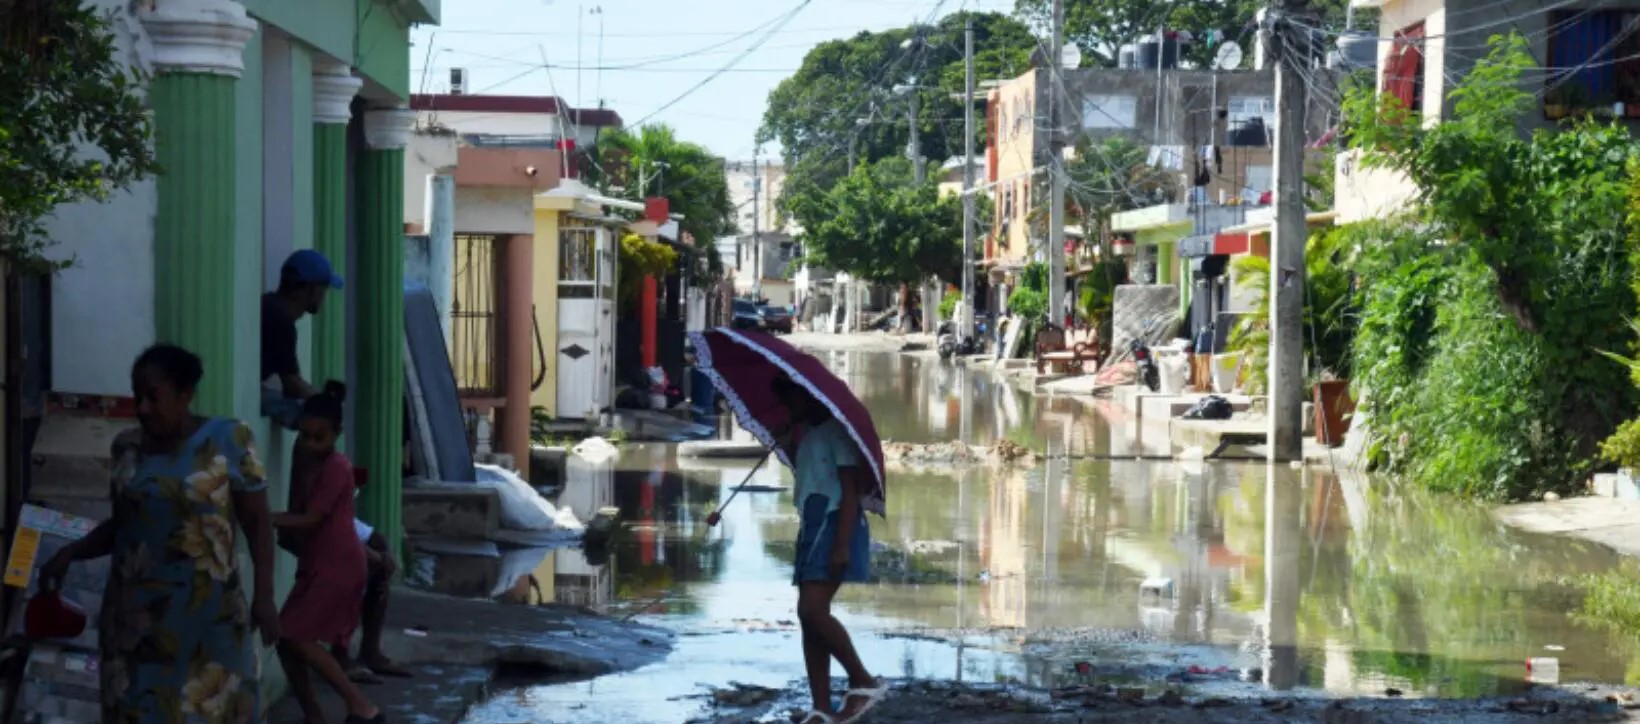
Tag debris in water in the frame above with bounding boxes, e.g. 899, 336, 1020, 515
1073, 661, 1092, 675
1545, 644, 1566, 652
1386, 688, 1404, 697
1115, 687, 1144, 704
1156, 689, 1185, 707
709, 682, 782, 708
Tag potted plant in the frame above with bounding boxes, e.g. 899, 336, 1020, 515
1304, 226, 1359, 447
1544, 86, 1570, 120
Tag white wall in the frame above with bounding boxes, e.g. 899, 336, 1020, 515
453, 186, 533, 235
45, 0, 156, 396
417, 109, 604, 147
405, 132, 458, 228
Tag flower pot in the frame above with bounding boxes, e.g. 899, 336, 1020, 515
1312, 380, 1355, 447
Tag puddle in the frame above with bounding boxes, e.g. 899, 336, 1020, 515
463, 350, 1638, 723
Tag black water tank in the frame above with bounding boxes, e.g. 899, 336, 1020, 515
1136, 38, 1180, 70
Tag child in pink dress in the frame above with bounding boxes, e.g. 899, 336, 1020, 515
273, 382, 384, 724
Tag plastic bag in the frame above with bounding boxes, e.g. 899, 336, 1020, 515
475, 463, 584, 533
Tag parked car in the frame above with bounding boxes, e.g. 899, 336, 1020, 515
759, 304, 793, 334
732, 299, 764, 330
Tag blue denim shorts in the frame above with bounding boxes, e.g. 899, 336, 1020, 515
793, 494, 872, 585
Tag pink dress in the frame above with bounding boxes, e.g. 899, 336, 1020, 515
279, 452, 367, 643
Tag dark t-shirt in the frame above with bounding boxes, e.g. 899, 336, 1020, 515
261, 293, 300, 384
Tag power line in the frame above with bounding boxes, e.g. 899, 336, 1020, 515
628, 0, 816, 129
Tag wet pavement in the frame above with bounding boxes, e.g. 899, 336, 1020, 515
463, 347, 1640, 723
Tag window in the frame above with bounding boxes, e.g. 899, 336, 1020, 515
1547, 10, 1640, 106
559, 227, 597, 282
1227, 96, 1275, 145
1083, 94, 1138, 129
1383, 22, 1425, 114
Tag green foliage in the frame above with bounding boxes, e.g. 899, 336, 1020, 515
794, 158, 964, 287
1577, 563, 1640, 641
1601, 419, 1640, 470
0, 3, 158, 270
587, 124, 734, 284
1305, 224, 1362, 381
1078, 260, 1125, 341
938, 290, 961, 320
1228, 254, 1270, 395
1065, 136, 1175, 254
1008, 261, 1049, 322
617, 233, 678, 305
1342, 33, 1639, 500
760, 12, 1035, 196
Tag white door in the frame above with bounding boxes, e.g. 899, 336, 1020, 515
557, 226, 608, 420
594, 233, 616, 415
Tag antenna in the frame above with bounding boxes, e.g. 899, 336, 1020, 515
1214, 42, 1244, 71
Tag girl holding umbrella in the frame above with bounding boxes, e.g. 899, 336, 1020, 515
691, 329, 891, 724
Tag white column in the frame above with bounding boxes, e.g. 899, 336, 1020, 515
139, 0, 258, 77
312, 58, 363, 124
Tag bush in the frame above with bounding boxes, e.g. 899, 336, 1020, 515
1342, 34, 1639, 500
938, 290, 961, 320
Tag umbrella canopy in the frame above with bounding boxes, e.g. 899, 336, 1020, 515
689, 328, 886, 515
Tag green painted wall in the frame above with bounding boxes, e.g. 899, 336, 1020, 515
290, 46, 315, 253
356, 0, 411, 99
240, 0, 352, 73
234, 32, 265, 427
240, 0, 413, 100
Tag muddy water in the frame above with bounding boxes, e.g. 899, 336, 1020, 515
464, 351, 1637, 723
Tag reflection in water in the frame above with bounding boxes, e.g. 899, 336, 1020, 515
466, 351, 1640, 723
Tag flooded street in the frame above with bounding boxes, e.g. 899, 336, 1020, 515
464, 349, 1638, 723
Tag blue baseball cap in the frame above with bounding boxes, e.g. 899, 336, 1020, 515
282, 249, 344, 289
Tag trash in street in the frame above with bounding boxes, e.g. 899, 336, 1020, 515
1527, 657, 1560, 684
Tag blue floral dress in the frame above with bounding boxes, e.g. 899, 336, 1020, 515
100, 418, 265, 723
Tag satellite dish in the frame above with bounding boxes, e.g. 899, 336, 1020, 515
1061, 43, 1082, 69
1214, 41, 1244, 70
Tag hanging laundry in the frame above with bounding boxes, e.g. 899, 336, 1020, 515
1148, 145, 1187, 171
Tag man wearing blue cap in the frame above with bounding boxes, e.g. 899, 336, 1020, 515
262, 249, 344, 429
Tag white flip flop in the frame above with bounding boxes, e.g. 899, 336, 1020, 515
799, 711, 837, 724
839, 680, 889, 723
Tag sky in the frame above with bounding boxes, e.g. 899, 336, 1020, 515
411, 0, 1017, 161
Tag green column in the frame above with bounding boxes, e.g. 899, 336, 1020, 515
355, 108, 414, 559
141, 1, 257, 417
311, 62, 361, 391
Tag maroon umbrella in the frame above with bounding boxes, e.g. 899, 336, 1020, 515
689, 328, 886, 515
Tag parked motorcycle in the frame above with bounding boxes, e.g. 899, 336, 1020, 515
937, 320, 981, 360
1130, 334, 1161, 392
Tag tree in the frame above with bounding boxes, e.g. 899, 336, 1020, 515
1, 1, 157, 270
588, 124, 736, 282
795, 158, 964, 317
1064, 135, 1176, 254
760, 11, 1036, 206
1011, 0, 1362, 70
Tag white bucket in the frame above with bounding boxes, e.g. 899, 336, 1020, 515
1211, 353, 1243, 393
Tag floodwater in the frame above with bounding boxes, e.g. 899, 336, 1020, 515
464, 350, 1637, 723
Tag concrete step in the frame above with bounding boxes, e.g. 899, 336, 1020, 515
403, 481, 500, 539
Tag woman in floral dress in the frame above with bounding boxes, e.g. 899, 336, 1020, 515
42, 344, 280, 723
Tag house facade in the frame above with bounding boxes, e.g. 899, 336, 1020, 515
1337, 0, 1640, 221
400, 92, 622, 478
36, 0, 435, 701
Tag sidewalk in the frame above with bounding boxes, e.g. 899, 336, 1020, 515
1494, 497, 1640, 558
268, 587, 671, 722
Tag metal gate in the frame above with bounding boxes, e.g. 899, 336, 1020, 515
451, 233, 503, 397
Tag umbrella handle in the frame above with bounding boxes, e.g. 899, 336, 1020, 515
707, 448, 776, 527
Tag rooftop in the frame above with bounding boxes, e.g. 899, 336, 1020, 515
410, 94, 624, 128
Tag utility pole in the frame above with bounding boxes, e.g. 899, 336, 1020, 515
961, 19, 977, 340
1046, 0, 1067, 328
1267, 0, 1309, 461
752, 153, 762, 301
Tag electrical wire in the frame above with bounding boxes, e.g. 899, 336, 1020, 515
628, 0, 816, 129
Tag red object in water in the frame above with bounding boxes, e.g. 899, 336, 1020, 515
1074, 661, 1093, 674
25, 591, 87, 640
690, 328, 888, 516
354, 467, 369, 488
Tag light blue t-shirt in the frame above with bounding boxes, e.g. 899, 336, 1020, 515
792, 418, 859, 515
